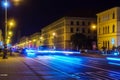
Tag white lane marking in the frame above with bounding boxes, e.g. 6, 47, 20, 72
54, 57, 120, 79
29, 58, 76, 79
0, 74, 8, 77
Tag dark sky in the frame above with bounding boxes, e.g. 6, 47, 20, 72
0, 0, 120, 42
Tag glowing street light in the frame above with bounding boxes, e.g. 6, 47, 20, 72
92, 25, 96, 29
2, 0, 10, 8
8, 19, 16, 28
52, 32, 56, 36
3, 0, 9, 46
12, 0, 22, 6
8, 31, 13, 36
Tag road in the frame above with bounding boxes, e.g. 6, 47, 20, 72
0, 54, 120, 80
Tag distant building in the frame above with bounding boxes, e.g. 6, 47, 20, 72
41, 17, 96, 50
18, 32, 41, 48
97, 7, 120, 50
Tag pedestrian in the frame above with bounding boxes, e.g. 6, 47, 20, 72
3, 45, 8, 59
10, 47, 12, 56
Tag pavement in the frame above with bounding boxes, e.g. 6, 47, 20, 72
0, 52, 42, 80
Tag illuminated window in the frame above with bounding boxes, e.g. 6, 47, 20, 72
112, 25, 115, 33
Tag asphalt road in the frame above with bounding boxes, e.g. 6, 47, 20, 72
0, 54, 120, 80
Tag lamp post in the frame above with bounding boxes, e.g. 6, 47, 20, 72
3, 0, 8, 46
2, 0, 9, 59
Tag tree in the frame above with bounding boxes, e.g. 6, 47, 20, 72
71, 33, 87, 50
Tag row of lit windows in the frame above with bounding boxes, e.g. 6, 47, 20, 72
103, 41, 110, 48
99, 25, 115, 34
70, 21, 91, 26
70, 28, 96, 33
99, 12, 115, 22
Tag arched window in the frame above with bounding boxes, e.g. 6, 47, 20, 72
112, 12, 115, 19
108, 26, 109, 33
103, 27, 104, 34
112, 25, 115, 33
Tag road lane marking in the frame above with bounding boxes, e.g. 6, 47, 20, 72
34, 57, 118, 79
55, 57, 120, 74
0, 74, 8, 77
52, 56, 120, 79
30, 58, 76, 79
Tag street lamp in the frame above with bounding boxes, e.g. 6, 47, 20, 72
2, 0, 10, 46
12, 0, 22, 6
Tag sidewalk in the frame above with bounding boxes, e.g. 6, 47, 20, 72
0, 53, 40, 80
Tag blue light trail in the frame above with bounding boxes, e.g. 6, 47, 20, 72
106, 57, 120, 61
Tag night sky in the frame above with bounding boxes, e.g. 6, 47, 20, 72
0, 0, 120, 43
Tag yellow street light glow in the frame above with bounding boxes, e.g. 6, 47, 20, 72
8, 31, 12, 35
52, 32, 56, 36
8, 19, 16, 28
29, 41, 31, 43
40, 37, 43, 40
12, 0, 22, 6
33, 39, 36, 42
8, 36, 11, 39
92, 25, 96, 29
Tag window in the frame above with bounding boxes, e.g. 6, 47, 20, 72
76, 28, 79, 32
103, 27, 104, 34
99, 18, 101, 23
70, 28, 74, 33
108, 26, 109, 33
112, 25, 115, 33
71, 21, 74, 25
108, 41, 109, 49
99, 28, 100, 34
88, 28, 90, 33
76, 21, 79, 25
112, 12, 115, 19
82, 28, 85, 33
105, 27, 107, 34
88, 22, 91, 25
103, 41, 104, 47
82, 21, 85, 26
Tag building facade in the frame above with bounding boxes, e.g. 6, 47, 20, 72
18, 32, 41, 49
41, 17, 96, 50
97, 7, 120, 50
